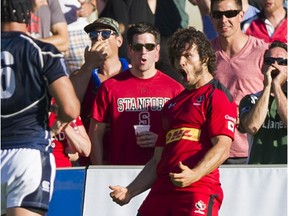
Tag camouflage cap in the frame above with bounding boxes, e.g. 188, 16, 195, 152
84, 17, 121, 35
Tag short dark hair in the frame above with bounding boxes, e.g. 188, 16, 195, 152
211, 0, 243, 10
264, 40, 288, 57
168, 27, 217, 75
1, 0, 33, 25
127, 22, 160, 45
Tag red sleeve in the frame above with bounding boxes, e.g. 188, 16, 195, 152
75, 116, 83, 126
208, 89, 237, 140
155, 125, 166, 147
91, 83, 110, 123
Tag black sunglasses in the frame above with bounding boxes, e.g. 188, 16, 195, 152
88, 30, 116, 40
131, 43, 156, 52
264, 57, 288, 66
211, 10, 241, 19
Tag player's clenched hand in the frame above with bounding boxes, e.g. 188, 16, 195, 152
109, 185, 131, 206
169, 162, 200, 187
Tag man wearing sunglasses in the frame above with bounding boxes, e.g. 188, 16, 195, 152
109, 26, 237, 216
242, 0, 287, 43
239, 40, 287, 164
70, 17, 130, 165
190, 0, 260, 40
210, 0, 269, 164
89, 22, 184, 165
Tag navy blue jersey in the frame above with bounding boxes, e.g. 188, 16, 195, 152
1, 31, 68, 152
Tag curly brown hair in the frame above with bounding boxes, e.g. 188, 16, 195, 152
168, 27, 217, 75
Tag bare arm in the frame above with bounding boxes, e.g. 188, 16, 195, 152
70, 40, 108, 102
272, 64, 287, 126
188, 0, 211, 15
49, 76, 80, 122
65, 124, 91, 157
48, 76, 80, 136
77, 0, 97, 17
169, 135, 231, 187
69, 66, 92, 104
241, 63, 287, 134
40, 22, 69, 52
273, 85, 287, 125
89, 118, 107, 165
240, 64, 274, 134
240, 86, 271, 134
147, 0, 157, 14
69, 66, 93, 103
109, 147, 163, 206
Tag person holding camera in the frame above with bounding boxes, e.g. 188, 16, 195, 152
239, 40, 287, 164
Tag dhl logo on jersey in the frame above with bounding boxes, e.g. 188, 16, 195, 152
166, 127, 201, 144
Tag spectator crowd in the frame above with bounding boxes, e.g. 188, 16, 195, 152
1, 0, 287, 215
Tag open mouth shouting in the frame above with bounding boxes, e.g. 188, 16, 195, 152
178, 68, 188, 82
140, 56, 148, 65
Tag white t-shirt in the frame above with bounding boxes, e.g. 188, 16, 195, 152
59, 0, 90, 31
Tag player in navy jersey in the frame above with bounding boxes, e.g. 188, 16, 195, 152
1, 0, 80, 215
109, 27, 237, 216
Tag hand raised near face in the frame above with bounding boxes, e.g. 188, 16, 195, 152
262, 61, 287, 88
84, 40, 109, 68
271, 62, 287, 87
77, 1, 95, 18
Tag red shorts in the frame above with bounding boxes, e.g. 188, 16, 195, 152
138, 187, 223, 216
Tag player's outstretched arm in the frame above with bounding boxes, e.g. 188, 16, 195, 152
109, 147, 163, 206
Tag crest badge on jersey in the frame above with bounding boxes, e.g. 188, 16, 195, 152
225, 114, 236, 132
193, 95, 205, 106
194, 200, 206, 215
